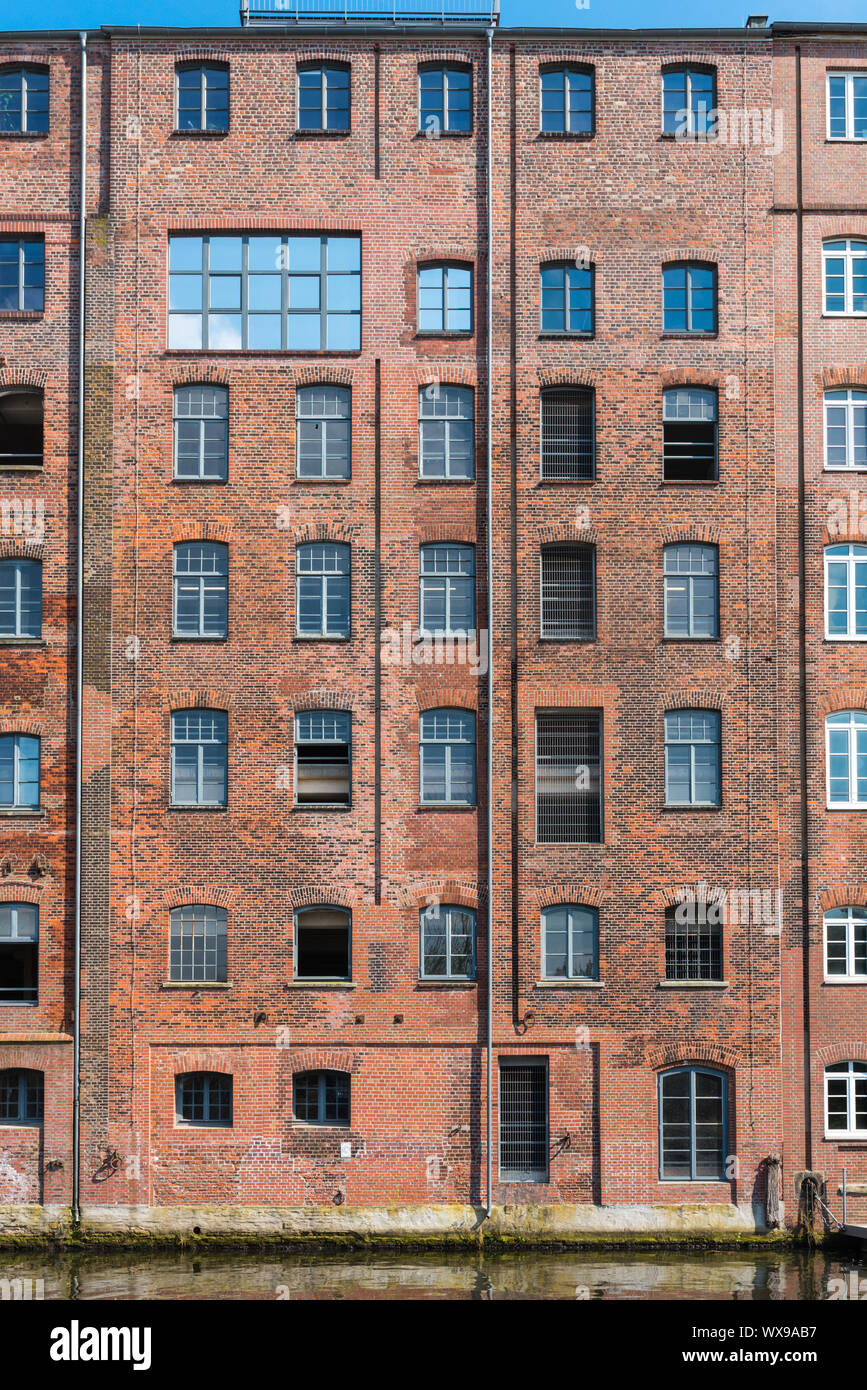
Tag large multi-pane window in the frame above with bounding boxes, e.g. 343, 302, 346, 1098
540, 544, 595, 639
0, 559, 41, 639
418, 385, 474, 480
540, 262, 593, 335
417, 263, 472, 334
664, 710, 721, 807
295, 542, 350, 637
825, 710, 867, 808
418, 63, 471, 133
825, 1061, 867, 1137
419, 708, 476, 805
658, 1067, 726, 1180
541, 904, 598, 981
664, 905, 723, 982
662, 263, 716, 334
539, 64, 593, 134
175, 64, 229, 132
170, 709, 227, 807
173, 542, 228, 638
535, 709, 603, 844
294, 906, 351, 980
0, 734, 39, 810
419, 904, 476, 980
0, 903, 38, 1004
662, 65, 716, 137
663, 544, 718, 638
825, 389, 867, 471
824, 907, 867, 981
419, 543, 475, 636
173, 385, 228, 481
294, 711, 351, 807
293, 1069, 350, 1125
296, 385, 351, 480
168, 234, 361, 351
176, 1072, 232, 1126
0, 239, 44, 313
823, 239, 867, 316
169, 905, 228, 983
827, 71, 867, 141
499, 1058, 548, 1183
297, 64, 350, 132
0, 66, 49, 134
540, 387, 594, 481
0, 1068, 43, 1123
825, 544, 867, 639
662, 388, 717, 481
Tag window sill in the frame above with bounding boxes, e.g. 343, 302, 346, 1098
164, 349, 362, 359
294, 477, 352, 485
292, 803, 352, 812
825, 636, 867, 643
660, 478, 719, 487
417, 803, 476, 812
415, 478, 476, 486
167, 804, 228, 812
660, 636, 720, 644
538, 636, 596, 644
822, 313, 867, 320
294, 128, 351, 138
413, 129, 473, 140
286, 980, 355, 989
170, 477, 228, 485
658, 979, 729, 990
0, 1000, 38, 1007
0, 464, 44, 472
161, 980, 233, 989
536, 477, 595, 486
171, 128, 229, 138
538, 333, 594, 342
0, 131, 49, 140
414, 332, 474, 341
0, 312, 44, 321
170, 635, 229, 643
0, 638, 46, 647
661, 804, 722, 813
534, 979, 603, 989
661, 332, 719, 341
416, 979, 476, 989
824, 466, 867, 474
292, 635, 351, 643
0, 808, 45, 818
823, 977, 867, 986
822, 1134, 867, 1143
825, 138, 867, 145
536, 130, 595, 141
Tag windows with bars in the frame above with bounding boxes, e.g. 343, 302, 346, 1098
418, 63, 472, 133
173, 385, 228, 481
168, 233, 361, 352
662, 65, 716, 138
0, 559, 41, 639
540, 387, 594, 481
176, 1072, 233, 1126
825, 389, 867, 471
175, 64, 229, 132
825, 544, 867, 638
663, 544, 718, 638
535, 709, 602, 844
664, 710, 721, 807
173, 542, 229, 638
419, 708, 476, 806
664, 905, 723, 981
498, 1058, 548, 1182
170, 709, 227, 807
0, 239, 44, 313
295, 711, 351, 807
295, 906, 351, 980
826, 709, 867, 807
296, 542, 350, 637
659, 1067, 726, 1180
0, 66, 49, 134
540, 544, 595, 639
418, 384, 474, 480
824, 907, 867, 981
825, 1061, 867, 1137
296, 384, 351, 480
662, 388, 717, 481
541, 905, 597, 981
297, 64, 350, 132
827, 71, 867, 141
419, 904, 475, 980
293, 1069, 350, 1125
0, 903, 37, 1004
169, 905, 228, 983
823, 238, 867, 316
0, 1068, 43, 1123
417, 263, 472, 334
0, 734, 39, 810
662, 262, 716, 334
539, 64, 593, 135
419, 543, 475, 636
540, 262, 593, 335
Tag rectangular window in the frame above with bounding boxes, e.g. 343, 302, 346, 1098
540, 544, 595, 639
498, 1059, 548, 1182
663, 263, 716, 334
826, 711, 867, 807
0, 239, 44, 313
418, 384, 474, 480
0, 734, 39, 809
663, 544, 719, 638
825, 390, 867, 471
169, 905, 227, 983
0, 559, 41, 639
297, 65, 350, 132
540, 387, 594, 481
662, 388, 717, 481
664, 710, 721, 807
535, 709, 602, 844
168, 233, 361, 352
175, 65, 229, 132
539, 66, 593, 135
419, 543, 475, 636
0, 903, 37, 1004
174, 385, 228, 480
170, 710, 227, 807
824, 908, 867, 981
293, 1070, 350, 1125
419, 708, 476, 806
295, 907, 351, 980
295, 711, 351, 806
827, 72, 867, 141
541, 905, 597, 981
418, 64, 471, 134
173, 542, 229, 638
296, 542, 350, 637
664, 905, 723, 981
417, 264, 472, 334
540, 263, 593, 334
0, 67, 49, 134
662, 67, 716, 138
419, 904, 476, 980
296, 385, 351, 480
176, 1073, 232, 1126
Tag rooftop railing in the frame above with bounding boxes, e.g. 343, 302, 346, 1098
241, 0, 499, 25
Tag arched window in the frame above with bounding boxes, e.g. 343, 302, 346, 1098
0, 388, 43, 467
293, 1070, 350, 1125
662, 64, 716, 138
540, 261, 593, 335
294, 711, 351, 807
0, 66, 49, 134
541, 904, 598, 981
539, 64, 594, 135
825, 1061, 867, 1137
539, 387, 594, 481
664, 710, 721, 807
0, 733, 40, 810
663, 262, 717, 334
173, 541, 229, 638
823, 238, 867, 316
0, 1068, 43, 1123
175, 1072, 232, 1126
417, 262, 472, 334
825, 544, 867, 638
296, 385, 351, 480
825, 389, 867, 471
662, 387, 717, 481
297, 63, 350, 132
173, 385, 228, 481
825, 710, 867, 807
658, 1067, 727, 1179
175, 63, 229, 132
419, 903, 476, 980
295, 542, 350, 637
294, 906, 351, 980
540, 543, 596, 639
419, 543, 475, 636
823, 907, 867, 981
418, 384, 474, 480
418, 63, 472, 134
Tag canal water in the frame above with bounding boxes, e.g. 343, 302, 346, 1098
0, 1245, 865, 1300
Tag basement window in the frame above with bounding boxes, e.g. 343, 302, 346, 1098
0, 903, 38, 1004
662, 388, 717, 481
0, 389, 43, 468
294, 711, 351, 807
294, 906, 351, 980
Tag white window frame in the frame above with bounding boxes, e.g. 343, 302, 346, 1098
823, 389, 867, 472
826, 71, 867, 142
825, 709, 867, 808
824, 544, 867, 640
823, 238, 867, 317
823, 907, 867, 983
824, 1061, 867, 1139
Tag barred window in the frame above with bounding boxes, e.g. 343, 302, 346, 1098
418, 63, 472, 134
663, 543, 718, 637
539, 65, 593, 135
0, 734, 40, 810
419, 543, 475, 636
173, 542, 228, 638
173, 385, 228, 481
540, 387, 594, 481
824, 907, 867, 981
295, 906, 351, 980
0, 559, 41, 639
540, 544, 595, 639
825, 389, 867, 471
0, 903, 38, 1005
295, 710, 351, 807
417, 263, 472, 334
662, 263, 716, 334
418, 385, 474, 480
823, 238, 867, 316
296, 385, 351, 480
662, 388, 717, 481
175, 64, 229, 132
664, 710, 721, 807
293, 1069, 350, 1125
540, 262, 593, 335
0, 66, 49, 134
664, 904, 723, 981
535, 709, 602, 844
498, 1059, 548, 1182
296, 542, 350, 637
419, 708, 476, 806
0, 389, 43, 468
419, 904, 475, 980
176, 1072, 232, 1127
169, 905, 228, 983
297, 63, 350, 132
826, 709, 867, 807
541, 905, 598, 980
0, 1068, 43, 1123
825, 1061, 867, 1137
0, 239, 44, 313
662, 65, 716, 138
659, 1067, 726, 1180
170, 709, 227, 807
827, 71, 867, 141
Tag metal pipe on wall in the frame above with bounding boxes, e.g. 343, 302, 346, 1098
73, 28, 87, 1224
485, 22, 494, 1219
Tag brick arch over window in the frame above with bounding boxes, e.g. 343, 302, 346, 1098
531, 883, 603, 910
417, 524, 478, 546
286, 885, 354, 910
287, 1049, 358, 1075
645, 1044, 739, 1072
293, 49, 356, 66
538, 522, 598, 546
815, 1041, 867, 1066
167, 689, 233, 712
820, 885, 867, 912
173, 48, 231, 65
817, 217, 867, 241
412, 246, 475, 267
660, 248, 721, 268
520, 685, 616, 715
170, 366, 231, 388
0, 883, 41, 905
293, 365, 354, 387
415, 365, 476, 388
163, 885, 240, 910
819, 365, 867, 390
659, 689, 727, 715
0, 1048, 46, 1071
659, 368, 722, 391
402, 879, 482, 911
818, 689, 867, 720
172, 519, 233, 545
0, 715, 43, 737
0, 368, 48, 391
537, 367, 594, 389
660, 523, 721, 546
538, 246, 601, 266
170, 1050, 235, 1077
0, 539, 43, 562
293, 521, 358, 545
414, 690, 477, 714
290, 688, 356, 713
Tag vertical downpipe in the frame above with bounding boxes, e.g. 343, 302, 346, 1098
485, 24, 494, 1220
72, 29, 88, 1225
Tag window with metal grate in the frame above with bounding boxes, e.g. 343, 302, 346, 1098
540, 543, 595, 639
540, 387, 594, 481
664, 905, 723, 980
498, 1059, 548, 1182
535, 709, 602, 843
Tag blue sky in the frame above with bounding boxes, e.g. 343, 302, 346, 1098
1, 0, 864, 32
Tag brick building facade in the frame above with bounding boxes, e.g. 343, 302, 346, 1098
0, 12, 864, 1237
